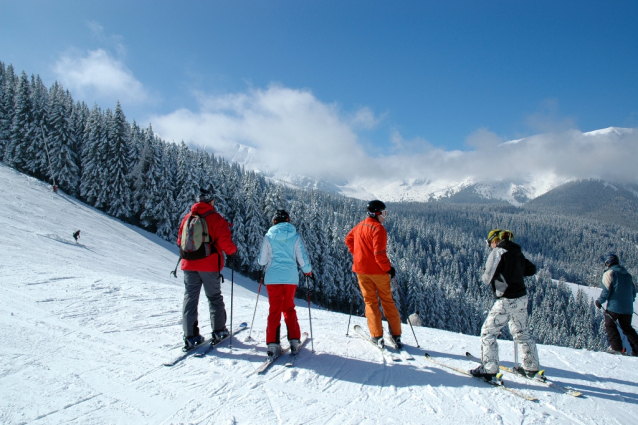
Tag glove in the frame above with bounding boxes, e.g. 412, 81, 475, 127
304, 271, 313, 277
226, 253, 237, 266
388, 267, 396, 278
595, 300, 602, 309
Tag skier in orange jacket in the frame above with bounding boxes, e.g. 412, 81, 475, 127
345, 200, 402, 348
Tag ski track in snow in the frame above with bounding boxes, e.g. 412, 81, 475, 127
2, 163, 638, 424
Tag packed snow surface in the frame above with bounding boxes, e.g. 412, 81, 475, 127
1, 164, 638, 424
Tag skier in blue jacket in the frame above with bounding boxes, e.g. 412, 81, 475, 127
595, 254, 638, 355
258, 210, 312, 359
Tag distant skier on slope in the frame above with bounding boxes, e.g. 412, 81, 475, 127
257, 209, 312, 360
73, 230, 80, 242
345, 200, 402, 348
471, 229, 540, 381
595, 254, 638, 356
176, 188, 237, 352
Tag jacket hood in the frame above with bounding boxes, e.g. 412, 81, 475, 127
191, 202, 215, 215
497, 239, 522, 255
609, 264, 629, 274
267, 222, 297, 241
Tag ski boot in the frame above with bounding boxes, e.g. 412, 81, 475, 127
182, 334, 206, 352
290, 339, 302, 355
267, 343, 282, 360
212, 328, 230, 344
390, 334, 403, 349
470, 365, 500, 384
371, 335, 385, 349
512, 366, 546, 382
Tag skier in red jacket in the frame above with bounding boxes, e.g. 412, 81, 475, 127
176, 189, 237, 351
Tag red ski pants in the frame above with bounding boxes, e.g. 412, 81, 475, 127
265, 284, 301, 344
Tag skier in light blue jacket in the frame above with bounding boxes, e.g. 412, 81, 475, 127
258, 210, 312, 359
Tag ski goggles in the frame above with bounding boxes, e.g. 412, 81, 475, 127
380, 210, 387, 217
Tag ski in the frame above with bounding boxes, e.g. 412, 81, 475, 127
353, 325, 401, 362
193, 322, 249, 358
163, 338, 211, 367
465, 352, 582, 397
384, 335, 414, 361
255, 343, 291, 374
424, 353, 538, 402
162, 322, 248, 367
285, 332, 310, 367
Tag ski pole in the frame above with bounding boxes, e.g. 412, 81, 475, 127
391, 277, 420, 348
306, 275, 315, 352
514, 340, 519, 368
346, 275, 359, 336
246, 272, 264, 342
170, 255, 181, 278
230, 261, 235, 349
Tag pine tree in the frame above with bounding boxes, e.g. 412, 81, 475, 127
105, 101, 132, 219
25, 75, 49, 180
47, 83, 79, 194
80, 105, 106, 206
4, 71, 35, 171
133, 126, 163, 231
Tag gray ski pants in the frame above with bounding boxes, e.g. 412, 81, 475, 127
480, 295, 540, 374
182, 271, 226, 337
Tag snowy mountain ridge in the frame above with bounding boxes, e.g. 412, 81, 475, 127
2, 163, 638, 424
226, 127, 637, 205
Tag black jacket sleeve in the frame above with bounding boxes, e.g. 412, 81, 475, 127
523, 258, 536, 277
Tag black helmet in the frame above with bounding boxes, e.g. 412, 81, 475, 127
604, 254, 619, 268
367, 200, 386, 214
273, 209, 290, 224
197, 189, 214, 203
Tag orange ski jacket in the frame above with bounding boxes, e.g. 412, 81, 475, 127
345, 217, 392, 275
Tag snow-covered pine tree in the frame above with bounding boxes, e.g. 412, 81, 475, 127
154, 142, 178, 241
47, 83, 79, 194
242, 172, 265, 272
175, 142, 199, 221
25, 75, 49, 180
80, 104, 106, 206
104, 101, 132, 220
133, 126, 164, 232
4, 71, 35, 171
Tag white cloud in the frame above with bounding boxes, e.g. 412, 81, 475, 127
53, 48, 149, 105
149, 84, 638, 188
151, 85, 375, 182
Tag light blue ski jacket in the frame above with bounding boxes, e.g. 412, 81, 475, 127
258, 222, 312, 285
598, 264, 636, 315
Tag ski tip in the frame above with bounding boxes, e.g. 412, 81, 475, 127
240, 322, 248, 327
538, 370, 545, 376
496, 372, 504, 379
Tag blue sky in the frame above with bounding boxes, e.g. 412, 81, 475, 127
1, 1, 637, 183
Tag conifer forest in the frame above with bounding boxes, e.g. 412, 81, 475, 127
2, 61, 637, 352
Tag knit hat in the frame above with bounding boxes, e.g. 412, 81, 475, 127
604, 254, 619, 268
197, 189, 214, 203
273, 209, 290, 224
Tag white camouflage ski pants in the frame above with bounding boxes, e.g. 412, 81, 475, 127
480, 295, 540, 374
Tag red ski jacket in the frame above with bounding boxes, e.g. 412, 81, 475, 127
345, 217, 392, 275
177, 202, 237, 272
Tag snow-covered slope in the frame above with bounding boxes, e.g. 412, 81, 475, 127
1, 164, 638, 424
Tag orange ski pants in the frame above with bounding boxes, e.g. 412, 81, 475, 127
356, 273, 402, 338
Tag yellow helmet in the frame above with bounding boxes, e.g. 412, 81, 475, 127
487, 229, 502, 244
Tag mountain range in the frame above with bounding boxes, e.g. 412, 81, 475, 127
227, 126, 638, 228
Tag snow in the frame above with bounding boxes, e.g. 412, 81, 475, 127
2, 163, 638, 424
